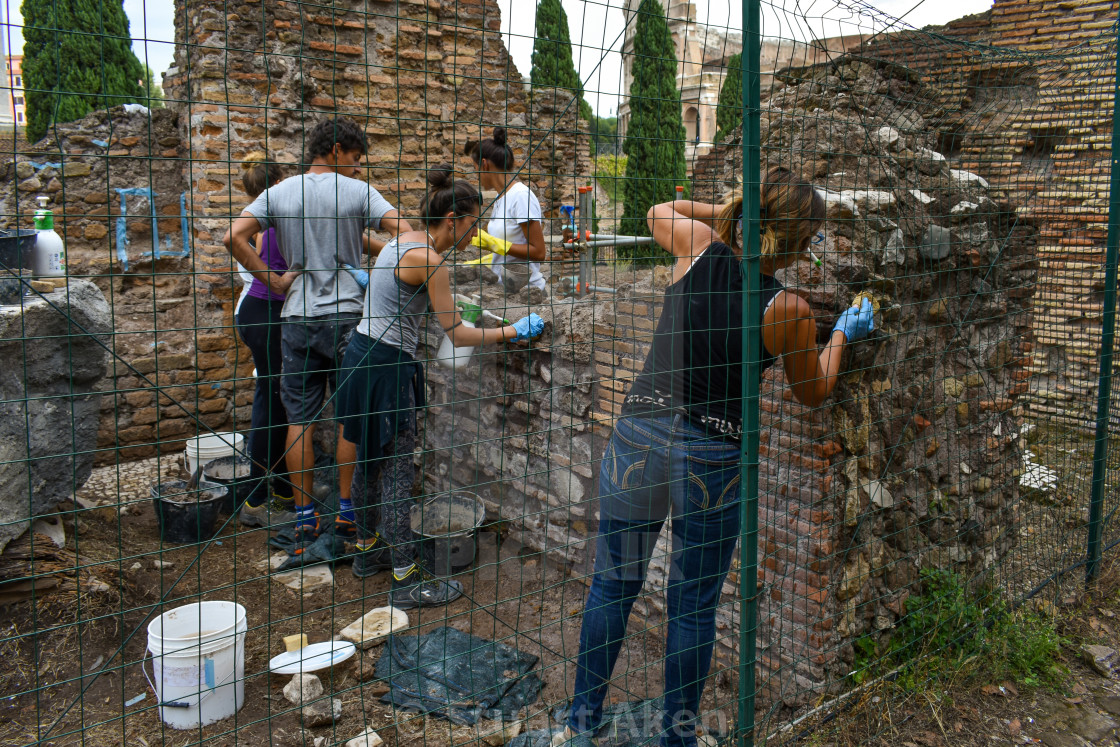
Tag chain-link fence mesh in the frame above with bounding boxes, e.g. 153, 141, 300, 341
0, 0, 1118, 746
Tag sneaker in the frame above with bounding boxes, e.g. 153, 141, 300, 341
352, 540, 393, 578
333, 516, 357, 540
291, 516, 321, 555
389, 567, 464, 609
239, 496, 297, 529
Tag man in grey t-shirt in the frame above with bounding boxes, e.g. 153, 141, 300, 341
224, 117, 412, 551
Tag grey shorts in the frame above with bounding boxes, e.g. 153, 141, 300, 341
280, 313, 361, 424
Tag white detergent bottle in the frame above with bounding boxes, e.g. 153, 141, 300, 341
33, 196, 65, 277
435, 298, 482, 369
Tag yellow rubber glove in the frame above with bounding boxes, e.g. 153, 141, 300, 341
462, 252, 496, 266
470, 230, 512, 256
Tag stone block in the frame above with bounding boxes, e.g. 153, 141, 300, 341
0, 280, 110, 551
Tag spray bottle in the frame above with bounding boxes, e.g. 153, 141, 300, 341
33, 196, 65, 277
436, 295, 483, 369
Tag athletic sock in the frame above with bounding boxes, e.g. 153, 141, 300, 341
393, 564, 416, 582
338, 497, 356, 523
355, 538, 377, 552
295, 504, 317, 530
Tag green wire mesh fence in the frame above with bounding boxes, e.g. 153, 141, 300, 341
1, 0, 1119, 745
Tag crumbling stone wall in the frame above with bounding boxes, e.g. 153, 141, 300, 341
689, 56, 1034, 703
857, 0, 1119, 429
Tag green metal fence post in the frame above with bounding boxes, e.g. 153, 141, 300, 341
738, 2, 762, 745
1087, 25, 1120, 583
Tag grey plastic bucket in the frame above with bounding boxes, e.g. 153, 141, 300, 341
410, 492, 486, 576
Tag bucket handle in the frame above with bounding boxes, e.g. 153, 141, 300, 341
142, 649, 238, 709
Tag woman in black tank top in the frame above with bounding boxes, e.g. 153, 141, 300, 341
559, 168, 875, 747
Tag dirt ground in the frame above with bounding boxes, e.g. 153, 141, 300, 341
0, 457, 735, 747
8, 448, 1120, 747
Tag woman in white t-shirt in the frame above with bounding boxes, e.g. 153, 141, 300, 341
465, 127, 547, 290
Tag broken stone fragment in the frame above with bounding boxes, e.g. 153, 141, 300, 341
1082, 644, 1120, 678
950, 168, 990, 190
926, 299, 949, 322
868, 481, 894, 509
875, 125, 900, 148
943, 377, 963, 398
880, 228, 905, 266
339, 606, 409, 649
301, 697, 342, 727
919, 224, 952, 261
346, 727, 384, 747
284, 674, 324, 706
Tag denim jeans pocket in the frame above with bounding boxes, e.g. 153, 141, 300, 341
684, 447, 742, 511
603, 434, 648, 490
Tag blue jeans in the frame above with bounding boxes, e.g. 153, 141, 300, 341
569, 415, 743, 747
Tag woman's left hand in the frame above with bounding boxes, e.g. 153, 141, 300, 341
511, 313, 544, 341
832, 298, 875, 342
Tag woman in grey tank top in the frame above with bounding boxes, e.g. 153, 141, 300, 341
336, 165, 542, 610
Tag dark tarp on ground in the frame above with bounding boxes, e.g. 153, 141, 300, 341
375, 626, 542, 724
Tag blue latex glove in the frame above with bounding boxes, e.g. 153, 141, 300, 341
833, 298, 875, 342
340, 262, 369, 289
511, 313, 544, 342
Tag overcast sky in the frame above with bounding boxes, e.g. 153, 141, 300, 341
0, 0, 993, 116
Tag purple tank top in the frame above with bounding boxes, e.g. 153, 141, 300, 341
247, 227, 288, 302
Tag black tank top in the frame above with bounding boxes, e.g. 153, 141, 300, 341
621, 242, 784, 441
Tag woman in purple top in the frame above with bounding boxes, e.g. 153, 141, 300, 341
234, 157, 297, 525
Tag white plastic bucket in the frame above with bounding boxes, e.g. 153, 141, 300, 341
146, 601, 247, 730
184, 432, 244, 475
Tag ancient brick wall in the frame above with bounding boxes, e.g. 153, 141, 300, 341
0, 106, 254, 464
162, 0, 590, 260
856, 0, 1120, 428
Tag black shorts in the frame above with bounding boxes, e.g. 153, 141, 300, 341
279, 313, 361, 424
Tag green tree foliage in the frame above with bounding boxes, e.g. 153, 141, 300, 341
714, 53, 742, 143
21, 0, 145, 143
619, 0, 687, 249
530, 0, 593, 121
590, 115, 619, 156
142, 63, 164, 109
592, 154, 626, 202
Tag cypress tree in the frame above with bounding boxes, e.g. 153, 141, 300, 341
22, 0, 145, 143
714, 53, 742, 144
530, 0, 593, 121
618, 0, 686, 248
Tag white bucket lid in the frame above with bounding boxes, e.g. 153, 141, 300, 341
185, 432, 244, 453
148, 601, 247, 656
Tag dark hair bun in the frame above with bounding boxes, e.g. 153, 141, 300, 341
463, 140, 479, 158
426, 165, 454, 190
492, 127, 507, 147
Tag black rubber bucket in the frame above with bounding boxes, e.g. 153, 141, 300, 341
0, 229, 37, 272
202, 455, 253, 515
150, 479, 227, 544
409, 492, 486, 576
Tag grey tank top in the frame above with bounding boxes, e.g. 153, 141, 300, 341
356, 239, 432, 357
